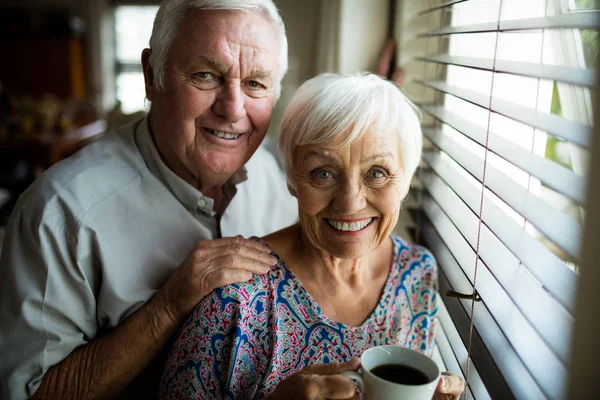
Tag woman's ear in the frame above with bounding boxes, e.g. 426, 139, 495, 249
287, 183, 297, 198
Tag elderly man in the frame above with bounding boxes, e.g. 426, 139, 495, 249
0, 0, 297, 398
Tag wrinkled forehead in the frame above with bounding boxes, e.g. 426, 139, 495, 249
173, 9, 279, 68
296, 129, 403, 166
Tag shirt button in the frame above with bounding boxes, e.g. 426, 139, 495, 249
198, 198, 206, 208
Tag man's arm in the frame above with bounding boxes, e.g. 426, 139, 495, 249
32, 291, 177, 399
0, 195, 277, 400
31, 236, 277, 400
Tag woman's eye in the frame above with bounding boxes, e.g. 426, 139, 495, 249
311, 169, 334, 180
367, 169, 387, 179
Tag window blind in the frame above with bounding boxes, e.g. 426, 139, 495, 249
395, 0, 597, 398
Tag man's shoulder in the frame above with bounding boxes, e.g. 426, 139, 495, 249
245, 142, 285, 177
13, 121, 146, 226
223, 142, 298, 237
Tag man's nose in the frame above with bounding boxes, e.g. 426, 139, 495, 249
332, 179, 366, 214
212, 83, 246, 122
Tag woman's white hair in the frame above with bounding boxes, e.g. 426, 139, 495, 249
148, 0, 288, 98
279, 73, 422, 192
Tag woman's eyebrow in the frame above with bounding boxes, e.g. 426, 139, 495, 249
302, 151, 336, 164
364, 151, 395, 163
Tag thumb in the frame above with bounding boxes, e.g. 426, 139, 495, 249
437, 373, 465, 395
304, 358, 361, 376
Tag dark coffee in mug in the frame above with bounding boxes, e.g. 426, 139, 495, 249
370, 363, 431, 385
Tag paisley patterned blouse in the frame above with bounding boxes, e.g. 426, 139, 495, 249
159, 235, 438, 399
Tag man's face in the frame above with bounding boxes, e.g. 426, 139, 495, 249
145, 9, 280, 189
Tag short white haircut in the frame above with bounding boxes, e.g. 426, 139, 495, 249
279, 73, 422, 192
148, 0, 288, 98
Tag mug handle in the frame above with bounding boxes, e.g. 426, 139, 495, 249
341, 371, 364, 391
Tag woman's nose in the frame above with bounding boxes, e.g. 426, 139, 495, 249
212, 83, 246, 122
332, 179, 366, 213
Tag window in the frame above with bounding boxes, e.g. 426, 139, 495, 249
114, 5, 159, 113
396, 0, 597, 398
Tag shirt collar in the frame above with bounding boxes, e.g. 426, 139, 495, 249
134, 117, 248, 215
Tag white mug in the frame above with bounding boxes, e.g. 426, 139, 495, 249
342, 345, 441, 400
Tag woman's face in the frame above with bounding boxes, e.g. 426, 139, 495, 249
292, 130, 407, 259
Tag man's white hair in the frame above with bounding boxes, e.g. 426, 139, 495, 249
148, 0, 288, 98
279, 73, 423, 193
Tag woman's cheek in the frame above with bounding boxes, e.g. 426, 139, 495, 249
296, 185, 329, 216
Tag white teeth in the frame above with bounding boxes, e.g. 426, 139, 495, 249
207, 129, 241, 140
327, 218, 373, 232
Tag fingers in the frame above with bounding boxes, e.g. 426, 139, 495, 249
304, 358, 361, 376
208, 268, 254, 288
212, 247, 278, 274
205, 235, 272, 254
300, 360, 360, 400
436, 372, 465, 400
314, 374, 356, 399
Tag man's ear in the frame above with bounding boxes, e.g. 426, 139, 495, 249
141, 48, 155, 101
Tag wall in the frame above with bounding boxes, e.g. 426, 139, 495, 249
338, 0, 390, 74
266, 0, 320, 139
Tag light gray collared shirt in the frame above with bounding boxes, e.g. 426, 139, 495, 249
0, 118, 298, 399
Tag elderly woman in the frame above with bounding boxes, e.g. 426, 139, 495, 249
159, 73, 463, 399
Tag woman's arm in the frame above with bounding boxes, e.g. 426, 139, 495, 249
159, 282, 270, 399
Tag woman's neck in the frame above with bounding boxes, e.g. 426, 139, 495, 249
279, 224, 391, 290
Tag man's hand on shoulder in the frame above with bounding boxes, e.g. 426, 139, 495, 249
157, 236, 278, 324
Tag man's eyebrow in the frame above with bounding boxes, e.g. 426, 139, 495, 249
248, 69, 274, 80
197, 56, 227, 71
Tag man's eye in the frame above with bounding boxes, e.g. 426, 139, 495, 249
247, 80, 264, 89
196, 72, 214, 80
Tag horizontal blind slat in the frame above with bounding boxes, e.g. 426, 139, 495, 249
418, 54, 596, 88
426, 219, 567, 399
415, 79, 592, 147
424, 224, 543, 399
421, 105, 586, 204
419, 187, 573, 364
417, 0, 469, 15
423, 128, 582, 258
420, 151, 577, 312
436, 301, 490, 400
421, 12, 600, 36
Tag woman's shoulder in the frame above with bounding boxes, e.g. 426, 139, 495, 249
389, 234, 438, 280
206, 235, 289, 308
391, 235, 436, 264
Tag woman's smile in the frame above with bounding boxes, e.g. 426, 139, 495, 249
324, 217, 375, 236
